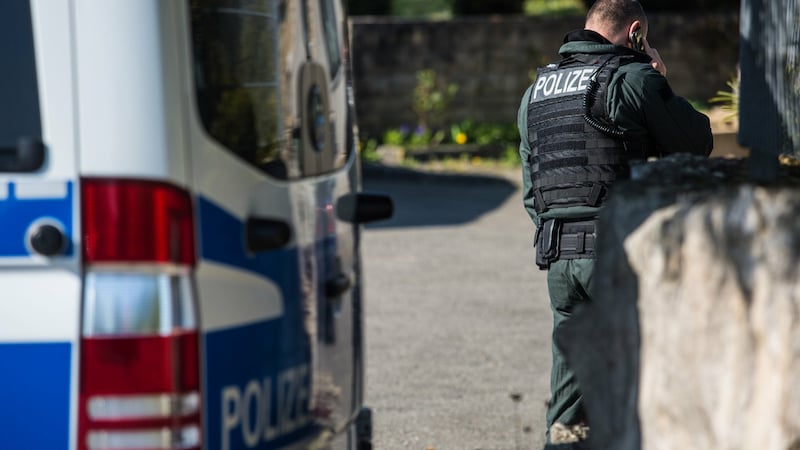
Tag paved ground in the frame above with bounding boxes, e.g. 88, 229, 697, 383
361, 165, 552, 450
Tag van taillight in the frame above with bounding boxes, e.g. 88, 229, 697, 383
79, 178, 202, 450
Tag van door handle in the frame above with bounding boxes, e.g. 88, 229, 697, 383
335, 192, 394, 224
325, 272, 351, 298
0, 137, 46, 172
246, 217, 292, 253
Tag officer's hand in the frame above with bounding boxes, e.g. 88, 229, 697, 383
644, 38, 667, 77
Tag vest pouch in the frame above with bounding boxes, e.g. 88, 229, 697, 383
535, 219, 561, 270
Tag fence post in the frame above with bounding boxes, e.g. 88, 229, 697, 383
739, 0, 800, 183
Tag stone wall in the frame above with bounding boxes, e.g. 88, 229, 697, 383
350, 13, 739, 137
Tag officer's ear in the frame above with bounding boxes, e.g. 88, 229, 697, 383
628, 20, 645, 52
626, 20, 642, 38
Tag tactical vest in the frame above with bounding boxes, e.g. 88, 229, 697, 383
526, 53, 648, 213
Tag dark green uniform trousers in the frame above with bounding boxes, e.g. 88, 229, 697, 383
545, 258, 594, 433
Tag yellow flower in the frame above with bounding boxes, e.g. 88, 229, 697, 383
455, 132, 468, 145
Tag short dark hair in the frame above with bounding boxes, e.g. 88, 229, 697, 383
586, 0, 647, 32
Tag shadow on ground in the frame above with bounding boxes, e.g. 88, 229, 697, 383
362, 163, 519, 229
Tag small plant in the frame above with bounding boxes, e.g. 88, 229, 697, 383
709, 73, 740, 123
359, 138, 381, 163
407, 126, 431, 147
382, 128, 406, 146
449, 123, 469, 145
412, 69, 459, 130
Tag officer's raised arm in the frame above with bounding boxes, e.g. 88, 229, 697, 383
642, 75, 713, 156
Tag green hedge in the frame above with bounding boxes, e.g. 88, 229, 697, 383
582, 0, 739, 11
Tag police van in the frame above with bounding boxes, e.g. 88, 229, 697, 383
0, 1, 391, 449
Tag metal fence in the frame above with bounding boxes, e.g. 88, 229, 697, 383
739, 0, 800, 178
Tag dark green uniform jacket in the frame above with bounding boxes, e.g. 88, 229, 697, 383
518, 30, 713, 226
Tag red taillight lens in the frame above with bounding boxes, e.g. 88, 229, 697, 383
81, 178, 196, 265
81, 332, 199, 395
79, 178, 201, 450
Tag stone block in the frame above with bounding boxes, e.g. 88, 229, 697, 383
557, 155, 800, 450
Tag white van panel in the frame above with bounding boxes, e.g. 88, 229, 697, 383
73, 0, 187, 184
0, 270, 81, 342
14, 179, 69, 199
30, 0, 78, 179
191, 141, 275, 222
196, 261, 285, 332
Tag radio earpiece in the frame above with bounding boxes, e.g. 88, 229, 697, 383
630, 29, 645, 52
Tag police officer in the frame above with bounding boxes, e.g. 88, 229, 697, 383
516, 0, 712, 444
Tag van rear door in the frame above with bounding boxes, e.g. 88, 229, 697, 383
184, 0, 375, 447
0, 1, 81, 448
184, 1, 326, 448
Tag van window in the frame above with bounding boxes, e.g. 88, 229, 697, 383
189, 0, 284, 174
318, 0, 341, 79
0, 0, 42, 146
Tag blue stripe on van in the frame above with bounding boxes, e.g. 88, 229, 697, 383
196, 197, 319, 448
0, 181, 73, 257
0, 342, 72, 450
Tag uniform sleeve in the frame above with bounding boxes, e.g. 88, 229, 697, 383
517, 85, 540, 227
609, 65, 713, 157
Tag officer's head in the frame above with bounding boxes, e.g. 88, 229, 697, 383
585, 0, 648, 50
